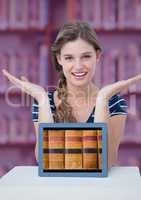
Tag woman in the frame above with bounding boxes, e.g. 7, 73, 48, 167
2, 22, 141, 169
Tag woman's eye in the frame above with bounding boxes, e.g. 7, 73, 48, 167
65, 57, 73, 60
83, 55, 91, 58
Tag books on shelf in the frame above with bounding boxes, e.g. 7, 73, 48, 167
101, 50, 118, 86
100, 45, 141, 93
0, 44, 49, 93
0, 0, 48, 30
0, 0, 8, 30
117, 0, 141, 29
0, 53, 9, 92
102, 0, 117, 30
75, 0, 141, 30
75, 0, 102, 29
118, 44, 141, 93
0, 114, 9, 144
39, 44, 48, 86
0, 109, 34, 144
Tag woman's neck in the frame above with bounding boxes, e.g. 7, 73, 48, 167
67, 82, 99, 105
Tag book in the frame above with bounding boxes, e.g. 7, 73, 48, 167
48, 130, 65, 169
65, 130, 82, 169
82, 130, 98, 169
102, 50, 118, 86
0, 53, 9, 92
117, 0, 136, 29
39, 44, 48, 86
38, 0, 48, 29
135, 0, 141, 29
97, 129, 102, 170
43, 129, 49, 170
0, 114, 8, 144
0, 0, 8, 30
102, 0, 116, 30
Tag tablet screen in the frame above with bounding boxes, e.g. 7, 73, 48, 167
39, 123, 107, 177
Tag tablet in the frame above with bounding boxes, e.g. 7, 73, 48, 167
38, 123, 108, 177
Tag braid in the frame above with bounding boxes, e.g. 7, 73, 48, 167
53, 72, 77, 123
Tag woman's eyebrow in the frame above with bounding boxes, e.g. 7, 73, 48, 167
63, 54, 73, 57
81, 51, 93, 55
63, 52, 93, 57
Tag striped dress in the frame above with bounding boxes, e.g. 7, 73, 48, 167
31, 90, 128, 123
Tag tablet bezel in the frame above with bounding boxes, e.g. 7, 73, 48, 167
38, 123, 108, 177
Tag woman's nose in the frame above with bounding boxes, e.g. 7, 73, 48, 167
74, 59, 84, 71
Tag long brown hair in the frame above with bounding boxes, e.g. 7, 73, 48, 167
51, 21, 102, 122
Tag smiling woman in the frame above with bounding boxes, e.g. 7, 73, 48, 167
50, 22, 102, 123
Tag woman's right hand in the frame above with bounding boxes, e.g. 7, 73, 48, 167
2, 69, 47, 103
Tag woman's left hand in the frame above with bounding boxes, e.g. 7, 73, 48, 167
97, 74, 141, 101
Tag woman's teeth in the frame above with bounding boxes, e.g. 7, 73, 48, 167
72, 72, 87, 77
71, 72, 87, 80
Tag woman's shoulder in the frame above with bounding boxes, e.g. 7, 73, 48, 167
108, 94, 128, 117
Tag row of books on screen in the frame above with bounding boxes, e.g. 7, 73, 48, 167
0, 44, 49, 92
0, 0, 48, 30
0, 111, 35, 144
75, 0, 141, 30
42, 129, 102, 170
94, 45, 141, 92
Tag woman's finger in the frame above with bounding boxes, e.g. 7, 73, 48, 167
110, 74, 141, 92
125, 74, 141, 86
2, 69, 23, 87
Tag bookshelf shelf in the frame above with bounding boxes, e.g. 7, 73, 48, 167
51, 27, 141, 34
0, 142, 35, 148
0, 28, 48, 34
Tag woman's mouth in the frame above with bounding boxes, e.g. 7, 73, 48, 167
71, 72, 88, 80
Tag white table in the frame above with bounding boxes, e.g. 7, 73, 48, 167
0, 166, 141, 200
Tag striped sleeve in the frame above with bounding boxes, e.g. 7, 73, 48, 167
31, 99, 39, 122
109, 95, 128, 117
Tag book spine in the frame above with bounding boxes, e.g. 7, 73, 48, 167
102, 0, 116, 30
39, 44, 48, 86
0, 114, 8, 144
38, 0, 48, 29
82, 130, 98, 169
43, 129, 49, 169
135, 0, 141, 29
117, 0, 125, 29
0, 0, 9, 30
65, 130, 82, 169
28, 0, 39, 28
48, 130, 65, 169
97, 130, 102, 170
0, 53, 9, 92
93, 0, 102, 29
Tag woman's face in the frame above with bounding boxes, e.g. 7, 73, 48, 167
57, 38, 101, 88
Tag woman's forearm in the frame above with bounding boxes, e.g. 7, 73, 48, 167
94, 96, 109, 123
35, 94, 54, 162
38, 94, 54, 123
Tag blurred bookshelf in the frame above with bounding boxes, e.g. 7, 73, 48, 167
0, 0, 141, 176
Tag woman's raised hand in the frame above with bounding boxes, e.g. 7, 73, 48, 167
97, 74, 141, 101
2, 69, 47, 103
